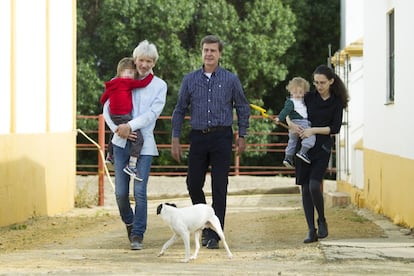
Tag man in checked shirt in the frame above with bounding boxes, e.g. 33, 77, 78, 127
171, 35, 250, 250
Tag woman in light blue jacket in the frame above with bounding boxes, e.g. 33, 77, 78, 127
103, 40, 167, 250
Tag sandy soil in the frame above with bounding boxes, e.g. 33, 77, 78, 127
0, 177, 413, 275
0, 197, 382, 253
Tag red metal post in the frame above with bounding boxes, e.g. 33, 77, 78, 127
98, 114, 105, 206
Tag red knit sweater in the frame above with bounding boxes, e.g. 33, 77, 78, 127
100, 74, 153, 115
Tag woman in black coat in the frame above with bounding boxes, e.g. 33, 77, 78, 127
287, 65, 349, 243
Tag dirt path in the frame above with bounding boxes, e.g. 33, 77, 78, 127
1, 176, 414, 275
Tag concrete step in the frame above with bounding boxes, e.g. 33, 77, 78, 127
324, 191, 351, 208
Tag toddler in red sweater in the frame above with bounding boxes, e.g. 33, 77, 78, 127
100, 57, 153, 181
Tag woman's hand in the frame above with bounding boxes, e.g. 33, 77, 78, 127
286, 116, 300, 134
289, 122, 302, 135
298, 127, 314, 139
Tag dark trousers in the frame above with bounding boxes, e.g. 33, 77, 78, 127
111, 114, 144, 158
296, 139, 331, 231
186, 128, 233, 240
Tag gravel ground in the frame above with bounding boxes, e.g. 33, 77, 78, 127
0, 176, 413, 275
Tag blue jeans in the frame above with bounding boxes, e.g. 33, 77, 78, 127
113, 142, 153, 238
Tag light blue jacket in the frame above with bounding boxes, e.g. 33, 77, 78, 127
103, 76, 167, 156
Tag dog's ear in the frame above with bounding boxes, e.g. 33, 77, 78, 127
156, 204, 163, 215
166, 203, 177, 208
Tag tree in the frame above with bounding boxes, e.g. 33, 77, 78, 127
265, 0, 341, 113
76, 0, 339, 171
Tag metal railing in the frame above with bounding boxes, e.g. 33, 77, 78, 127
76, 114, 337, 206
76, 115, 336, 177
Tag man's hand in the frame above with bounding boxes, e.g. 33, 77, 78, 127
236, 137, 246, 155
171, 137, 182, 163
128, 131, 137, 141
116, 123, 132, 139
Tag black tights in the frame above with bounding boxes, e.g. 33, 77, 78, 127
301, 179, 325, 230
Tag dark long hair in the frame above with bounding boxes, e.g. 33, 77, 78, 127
313, 65, 349, 108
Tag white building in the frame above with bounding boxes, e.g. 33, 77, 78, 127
0, 0, 76, 226
335, 0, 414, 227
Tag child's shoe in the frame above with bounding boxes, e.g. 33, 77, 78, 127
105, 154, 114, 171
296, 152, 311, 164
282, 158, 295, 169
123, 165, 143, 181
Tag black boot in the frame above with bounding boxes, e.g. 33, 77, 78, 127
303, 228, 318, 243
317, 218, 328, 239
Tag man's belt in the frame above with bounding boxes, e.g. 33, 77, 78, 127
198, 126, 231, 134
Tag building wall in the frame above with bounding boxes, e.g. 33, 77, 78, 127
364, 149, 414, 226
341, 0, 364, 48
364, 0, 414, 157
0, 0, 76, 227
337, 0, 414, 228
336, 0, 365, 188
363, 0, 414, 227
335, 53, 364, 188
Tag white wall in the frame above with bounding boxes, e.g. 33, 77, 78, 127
49, 0, 75, 132
14, 0, 47, 133
337, 0, 365, 185
0, 0, 74, 134
347, 57, 364, 188
363, 0, 414, 159
0, 0, 11, 134
0, 0, 76, 226
343, 0, 364, 46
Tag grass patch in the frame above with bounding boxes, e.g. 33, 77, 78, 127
75, 181, 98, 208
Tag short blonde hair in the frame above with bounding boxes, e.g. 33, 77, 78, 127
132, 40, 159, 62
286, 77, 310, 94
116, 57, 136, 77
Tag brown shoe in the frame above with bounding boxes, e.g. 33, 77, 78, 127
206, 238, 219, 249
126, 224, 133, 242
202, 229, 209, 246
130, 235, 143, 250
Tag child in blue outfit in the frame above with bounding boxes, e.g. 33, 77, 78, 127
276, 77, 315, 168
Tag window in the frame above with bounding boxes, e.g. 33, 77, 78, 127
386, 9, 395, 103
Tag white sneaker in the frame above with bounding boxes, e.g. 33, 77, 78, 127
296, 152, 311, 164
282, 158, 295, 169
123, 166, 143, 181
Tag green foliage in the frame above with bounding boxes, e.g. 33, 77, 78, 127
244, 118, 276, 158
76, 58, 103, 117
75, 180, 98, 208
265, 0, 341, 112
245, 98, 278, 158
76, 0, 340, 170
9, 224, 27, 230
233, 0, 296, 96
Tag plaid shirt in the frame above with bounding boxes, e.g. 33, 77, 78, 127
172, 66, 250, 137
